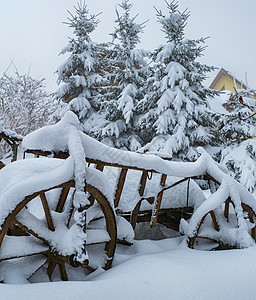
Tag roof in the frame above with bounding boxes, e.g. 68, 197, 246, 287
209, 68, 246, 90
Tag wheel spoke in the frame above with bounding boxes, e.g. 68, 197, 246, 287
14, 218, 49, 245
58, 262, 68, 281
47, 259, 57, 281
0, 250, 48, 262
40, 192, 55, 231
55, 185, 71, 213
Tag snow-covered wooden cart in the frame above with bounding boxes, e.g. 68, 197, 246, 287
0, 112, 256, 283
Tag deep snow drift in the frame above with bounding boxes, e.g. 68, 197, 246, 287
1, 237, 256, 300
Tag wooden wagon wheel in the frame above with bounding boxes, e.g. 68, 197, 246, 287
0, 180, 117, 283
187, 198, 256, 250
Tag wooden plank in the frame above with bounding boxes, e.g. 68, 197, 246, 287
114, 168, 128, 208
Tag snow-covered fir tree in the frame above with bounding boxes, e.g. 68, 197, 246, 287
217, 87, 256, 145
98, 0, 149, 150
138, 1, 219, 161
54, 1, 109, 132
218, 88, 256, 195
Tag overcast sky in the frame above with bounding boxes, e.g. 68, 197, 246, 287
0, 0, 256, 92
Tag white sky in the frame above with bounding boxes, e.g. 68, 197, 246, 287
0, 0, 256, 92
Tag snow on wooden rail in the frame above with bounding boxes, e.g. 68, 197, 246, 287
22, 112, 226, 178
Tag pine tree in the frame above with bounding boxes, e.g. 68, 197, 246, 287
138, 1, 219, 161
54, 1, 109, 132
98, 0, 149, 150
218, 88, 256, 144
218, 88, 256, 195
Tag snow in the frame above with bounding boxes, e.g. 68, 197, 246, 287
1, 239, 256, 299
2, 111, 256, 294
207, 90, 230, 114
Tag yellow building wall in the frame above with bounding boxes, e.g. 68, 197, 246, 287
213, 74, 242, 92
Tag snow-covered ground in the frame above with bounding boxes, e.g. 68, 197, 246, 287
1, 236, 256, 300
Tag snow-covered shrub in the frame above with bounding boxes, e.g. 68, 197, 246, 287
0, 70, 53, 159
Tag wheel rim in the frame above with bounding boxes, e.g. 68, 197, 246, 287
0, 180, 117, 283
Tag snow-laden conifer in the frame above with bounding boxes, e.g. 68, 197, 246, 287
99, 0, 149, 150
54, 2, 109, 132
138, 1, 218, 161
218, 88, 256, 195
